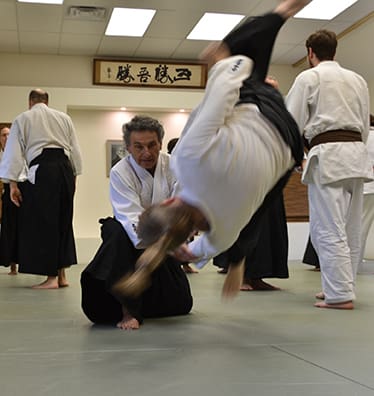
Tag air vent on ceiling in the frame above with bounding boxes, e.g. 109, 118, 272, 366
67, 6, 106, 21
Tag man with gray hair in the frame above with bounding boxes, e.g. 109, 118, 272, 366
81, 115, 193, 330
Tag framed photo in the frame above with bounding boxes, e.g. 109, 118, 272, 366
106, 140, 128, 177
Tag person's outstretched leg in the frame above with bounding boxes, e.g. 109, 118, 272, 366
275, 0, 311, 19
223, 0, 311, 81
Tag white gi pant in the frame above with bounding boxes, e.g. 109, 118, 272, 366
359, 194, 374, 266
309, 165, 363, 304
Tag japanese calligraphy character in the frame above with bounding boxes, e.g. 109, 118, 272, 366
155, 64, 173, 84
173, 68, 192, 82
116, 64, 135, 84
137, 67, 152, 83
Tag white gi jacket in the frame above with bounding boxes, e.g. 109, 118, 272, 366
110, 152, 177, 248
172, 55, 294, 267
364, 127, 374, 195
0, 103, 82, 182
286, 61, 372, 185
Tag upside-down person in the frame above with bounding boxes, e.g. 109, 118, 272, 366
113, 0, 310, 299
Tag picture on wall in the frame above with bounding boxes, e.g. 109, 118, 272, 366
106, 139, 128, 177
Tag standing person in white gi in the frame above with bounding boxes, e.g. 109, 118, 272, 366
286, 30, 372, 309
0, 89, 82, 289
81, 115, 192, 330
359, 114, 374, 271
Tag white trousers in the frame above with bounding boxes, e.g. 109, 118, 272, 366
359, 194, 374, 265
309, 167, 363, 304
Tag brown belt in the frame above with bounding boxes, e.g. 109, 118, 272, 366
308, 130, 362, 150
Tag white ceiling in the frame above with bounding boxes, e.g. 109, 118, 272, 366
0, 0, 373, 78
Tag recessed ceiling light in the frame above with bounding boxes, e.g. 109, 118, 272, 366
187, 13, 245, 41
105, 8, 156, 37
17, 0, 64, 4
294, 0, 358, 20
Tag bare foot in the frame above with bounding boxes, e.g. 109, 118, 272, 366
32, 277, 59, 289
182, 264, 199, 274
117, 307, 140, 330
8, 263, 18, 275
315, 291, 324, 300
58, 268, 69, 287
222, 259, 245, 300
246, 279, 281, 291
117, 316, 140, 330
240, 283, 254, 291
314, 301, 354, 310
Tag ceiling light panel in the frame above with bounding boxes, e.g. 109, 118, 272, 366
294, 0, 359, 20
187, 13, 245, 41
17, 0, 64, 4
105, 8, 156, 37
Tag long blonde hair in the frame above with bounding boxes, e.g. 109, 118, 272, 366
112, 203, 195, 297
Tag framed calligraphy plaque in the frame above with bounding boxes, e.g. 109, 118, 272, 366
94, 59, 207, 89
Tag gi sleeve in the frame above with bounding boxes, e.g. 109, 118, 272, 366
285, 72, 315, 135
0, 120, 27, 182
109, 165, 143, 248
67, 119, 83, 176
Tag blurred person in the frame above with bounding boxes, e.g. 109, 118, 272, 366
114, 0, 310, 299
214, 76, 289, 291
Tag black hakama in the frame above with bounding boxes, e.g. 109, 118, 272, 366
213, 194, 289, 279
302, 236, 320, 269
0, 184, 19, 266
81, 217, 193, 325
17, 148, 77, 276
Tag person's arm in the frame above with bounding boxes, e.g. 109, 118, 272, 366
110, 163, 145, 248
171, 243, 198, 262
0, 121, 27, 183
67, 119, 83, 176
285, 72, 313, 134
360, 84, 370, 144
